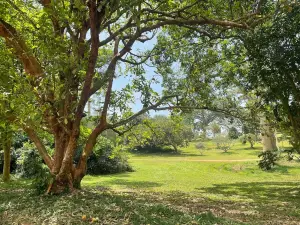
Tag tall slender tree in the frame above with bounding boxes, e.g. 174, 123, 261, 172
1, 123, 12, 182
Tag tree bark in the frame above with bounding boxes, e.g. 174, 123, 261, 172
260, 116, 278, 151
23, 127, 53, 170
2, 128, 12, 182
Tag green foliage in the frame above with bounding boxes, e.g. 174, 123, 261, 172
0, 149, 17, 174
258, 151, 279, 171
31, 164, 52, 195
210, 122, 221, 137
236, 5, 300, 150
195, 142, 206, 155
228, 127, 240, 139
15, 142, 44, 178
213, 135, 232, 152
75, 137, 132, 175
239, 133, 256, 148
0, 0, 271, 189
127, 115, 194, 152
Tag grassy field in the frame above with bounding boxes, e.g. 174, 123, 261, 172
1, 140, 300, 224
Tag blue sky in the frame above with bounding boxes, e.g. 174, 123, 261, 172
90, 35, 168, 116
112, 36, 168, 116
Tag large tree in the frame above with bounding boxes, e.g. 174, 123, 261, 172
243, 4, 300, 150
0, 38, 19, 182
126, 115, 194, 152
0, 0, 265, 193
0, 123, 12, 182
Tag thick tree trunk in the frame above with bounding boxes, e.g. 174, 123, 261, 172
52, 130, 69, 174
2, 128, 12, 182
47, 133, 79, 194
47, 172, 75, 194
260, 117, 278, 151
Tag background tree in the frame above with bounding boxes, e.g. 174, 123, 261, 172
193, 110, 221, 138
210, 122, 221, 137
127, 115, 194, 152
0, 39, 21, 182
217, 3, 300, 151
228, 127, 240, 139
239, 133, 256, 149
0, 123, 12, 182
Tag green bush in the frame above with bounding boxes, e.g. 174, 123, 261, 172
31, 164, 53, 194
213, 135, 232, 152
228, 127, 240, 139
15, 142, 45, 178
258, 151, 279, 170
131, 145, 177, 154
74, 137, 133, 175
195, 142, 206, 155
239, 133, 256, 148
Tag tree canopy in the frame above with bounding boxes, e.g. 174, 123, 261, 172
0, 0, 271, 192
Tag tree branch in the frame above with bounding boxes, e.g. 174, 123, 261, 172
74, 0, 100, 127
109, 125, 135, 136
110, 95, 177, 128
100, 37, 120, 125
23, 126, 53, 170
0, 19, 43, 77
6, 0, 38, 29
39, 0, 64, 35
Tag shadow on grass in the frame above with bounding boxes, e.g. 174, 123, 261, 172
0, 183, 241, 225
246, 151, 260, 156
219, 151, 237, 155
199, 181, 300, 208
85, 178, 162, 189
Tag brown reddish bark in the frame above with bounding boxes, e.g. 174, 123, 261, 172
46, 129, 80, 193
0, 19, 43, 77
52, 130, 69, 174
74, 124, 107, 186
23, 127, 53, 170
47, 172, 75, 194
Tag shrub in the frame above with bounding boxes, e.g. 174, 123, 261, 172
15, 142, 45, 178
74, 137, 133, 175
195, 142, 206, 155
239, 133, 256, 148
228, 127, 240, 139
213, 135, 232, 152
131, 145, 177, 154
31, 164, 53, 194
258, 151, 279, 170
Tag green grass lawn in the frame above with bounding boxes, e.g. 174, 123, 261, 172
1, 141, 300, 224
129, 140, 263, 160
